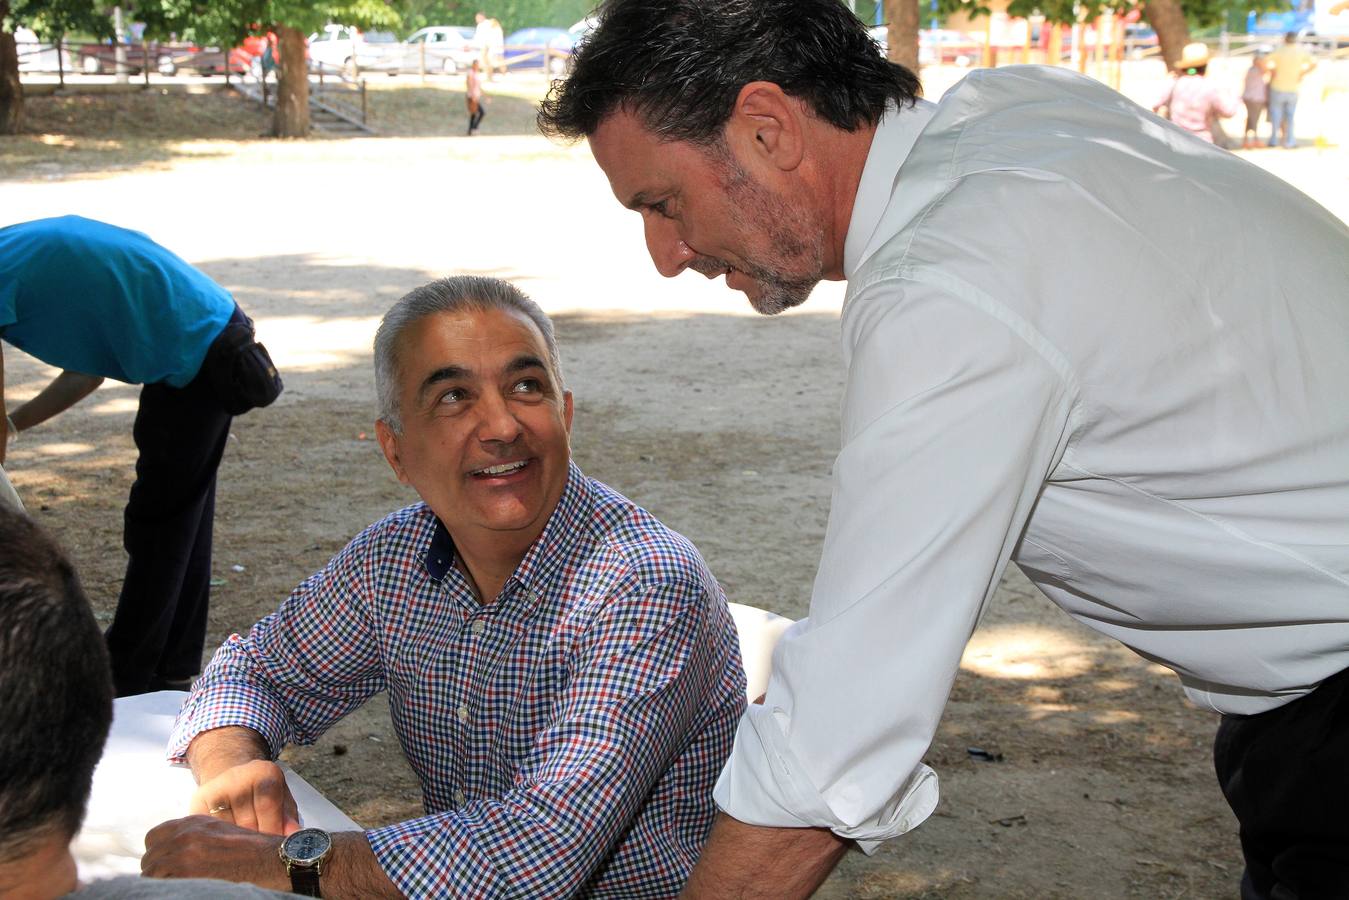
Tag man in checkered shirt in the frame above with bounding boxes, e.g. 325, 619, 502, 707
139, 276, 748, 898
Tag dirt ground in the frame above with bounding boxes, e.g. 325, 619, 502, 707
3, 62, 1348, 898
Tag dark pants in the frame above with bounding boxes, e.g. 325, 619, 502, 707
1215, 665, 1349, 899
104, 309, 241, 697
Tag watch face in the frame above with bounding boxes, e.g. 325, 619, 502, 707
283, 828, 332, 863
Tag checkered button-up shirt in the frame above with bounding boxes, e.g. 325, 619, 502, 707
170, 462, 747, 898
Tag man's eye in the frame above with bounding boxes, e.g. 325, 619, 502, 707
650, 200, 672, 219
512, 378, 542, 394
439, 388, 466, 404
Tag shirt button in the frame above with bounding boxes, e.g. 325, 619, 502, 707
471, 620, 486, 636
457, 704, 470, 723
453, 789, 467, 806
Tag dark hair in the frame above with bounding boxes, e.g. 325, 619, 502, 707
0, 509, 113, 862
538, 0, 921, 144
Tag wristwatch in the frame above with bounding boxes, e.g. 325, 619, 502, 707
278, 827, 332, 897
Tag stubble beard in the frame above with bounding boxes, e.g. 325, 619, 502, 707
703, 149, 825, 316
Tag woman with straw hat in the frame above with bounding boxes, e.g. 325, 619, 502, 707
1153, 41, 1240, 144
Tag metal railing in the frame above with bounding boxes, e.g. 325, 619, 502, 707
236, 60, 370, 131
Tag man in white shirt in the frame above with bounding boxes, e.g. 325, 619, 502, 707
539, 0, 1349, 896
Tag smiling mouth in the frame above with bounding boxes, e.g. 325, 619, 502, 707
470, 459, 531, 478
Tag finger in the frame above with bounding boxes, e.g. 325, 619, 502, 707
250, 774, 295, 836
228, 784, 260, 833
282, 792, 302, 836
189, 783, 237, 824
144, 816, 188, 849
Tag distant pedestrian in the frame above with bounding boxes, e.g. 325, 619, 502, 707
1153, 42, 1239, 145
466, 59, 486, 134
1242, 50, 1269, 149
1266, 32, 1316, 148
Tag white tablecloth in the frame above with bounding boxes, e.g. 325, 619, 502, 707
75, 691, 361, 881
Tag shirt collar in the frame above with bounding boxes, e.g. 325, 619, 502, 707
842, 98, 937, 278
422, 460, 593, 601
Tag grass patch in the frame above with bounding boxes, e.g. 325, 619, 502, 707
362, 74, 552, 137
0, 76, 562, 181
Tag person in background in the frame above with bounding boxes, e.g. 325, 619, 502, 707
0, 506, 292, 899
465, 58, 486, 134
1265, 31, 1317, 148
1153, 41, 1240, 144
0, 215, 282, 699
1242, 49, 1269, 149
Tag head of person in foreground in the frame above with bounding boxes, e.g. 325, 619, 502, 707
0, 508, 113, 900
538, 0, 920, 316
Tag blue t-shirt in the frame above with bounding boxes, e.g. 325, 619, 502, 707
0, 216, 235, 387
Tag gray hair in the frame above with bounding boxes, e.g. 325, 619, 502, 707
374, 276, 563, 433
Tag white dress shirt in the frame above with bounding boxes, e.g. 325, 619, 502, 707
714, 65, 1349, 848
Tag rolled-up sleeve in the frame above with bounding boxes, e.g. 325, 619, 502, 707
715, 271, 1078, 848
169, 526, 389, 762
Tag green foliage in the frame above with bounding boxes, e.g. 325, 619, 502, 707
1006, 0, 1285, 29
6, 0, 111, 39
133, 0, 402, 46
471, 0, 593, 34
860, 0, 991, 28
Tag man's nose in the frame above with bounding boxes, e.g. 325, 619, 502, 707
643, 216, 695, 278
476, 392, 524, 444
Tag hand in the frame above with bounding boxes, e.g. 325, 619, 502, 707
142, 814, 290, 890
189, 759, 302, 836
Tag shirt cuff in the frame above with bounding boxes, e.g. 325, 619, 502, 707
367, 812, 506, 898
712, 702, 939, 854
166, 676, 293, 763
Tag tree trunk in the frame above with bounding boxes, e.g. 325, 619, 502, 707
0, 1, 23, 135
1142, 0, 1191, 71
272, 25, 309, 138
886, 0, 921, 75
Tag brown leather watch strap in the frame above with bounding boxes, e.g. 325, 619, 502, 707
289, 865, 322, 897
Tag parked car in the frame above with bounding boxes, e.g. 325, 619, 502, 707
14, 27, 73, 73
307, 24, 402, 74
76, 40, 179, 75
503, 27, 575, 73
161, 34, 273, 77
568, 14, 599, 48
399, 25, 478, 74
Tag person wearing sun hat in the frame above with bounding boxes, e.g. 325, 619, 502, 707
1154, 41, 1240, 144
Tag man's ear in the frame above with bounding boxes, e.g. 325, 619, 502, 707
725, 81, 805, 173
563, 390, 574, 436
375, 419, 411, 485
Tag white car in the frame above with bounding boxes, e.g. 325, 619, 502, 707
307, 24, 403, 74
400, 25, 479, 74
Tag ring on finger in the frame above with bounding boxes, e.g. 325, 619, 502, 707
208, 804, 231, 815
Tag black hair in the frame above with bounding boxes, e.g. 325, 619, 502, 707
0, 509, 113, 862
538, 0, 921, 144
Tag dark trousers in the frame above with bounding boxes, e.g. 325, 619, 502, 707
104, 312, 239, 697
1215, 665, 1349, 899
